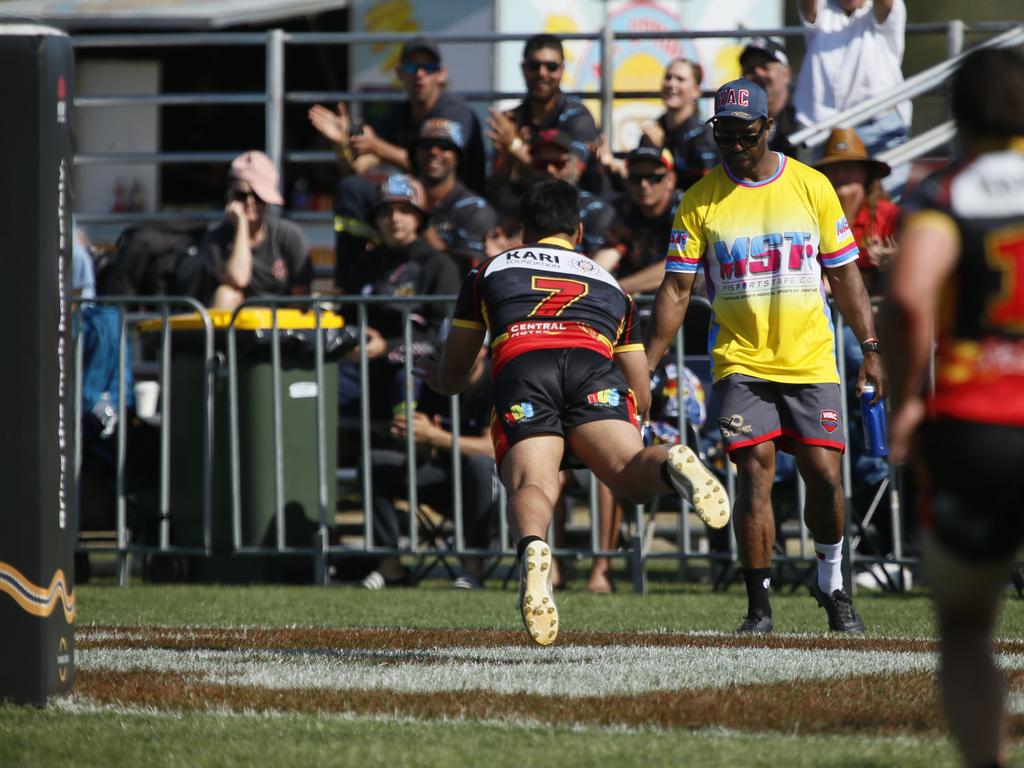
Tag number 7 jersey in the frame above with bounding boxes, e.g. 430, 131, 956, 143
451, 236, 645, 375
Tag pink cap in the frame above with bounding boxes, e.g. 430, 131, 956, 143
229, 150, 284, 206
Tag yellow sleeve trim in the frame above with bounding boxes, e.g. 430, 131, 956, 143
613, 343, 646, 354
451, 318, 486, 330
904, 209, 961, 246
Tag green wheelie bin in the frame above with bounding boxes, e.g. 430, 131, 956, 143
138, 307, 346, 582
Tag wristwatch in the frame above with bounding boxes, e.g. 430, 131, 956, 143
508, 137, 524, 154
860, 338, 881, 354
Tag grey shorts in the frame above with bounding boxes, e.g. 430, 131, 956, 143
713, 373, 845, 454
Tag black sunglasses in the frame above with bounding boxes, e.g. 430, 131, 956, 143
523, 60, 561, 73
227, 189, 256, 203
417, 139, 458, 153
532, 156, 569, 171
713, 121, 769, 149
627, 172, 669, 186
398, 61, 442, 75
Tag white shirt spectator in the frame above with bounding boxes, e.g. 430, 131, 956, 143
794, 0, 911, 130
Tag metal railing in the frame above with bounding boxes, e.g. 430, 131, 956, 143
75, 293, 911, 593
70, 20, 1024, 226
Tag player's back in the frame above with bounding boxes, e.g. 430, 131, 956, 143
467, 238, 639, 373
910, 146, 1024, 424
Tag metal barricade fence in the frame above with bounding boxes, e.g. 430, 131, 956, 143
74, 296, 215, 586
74, 292, 913, 592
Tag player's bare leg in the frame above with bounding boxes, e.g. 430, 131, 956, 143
568, 420, 728, 526
500, 435, 564, 646
924, 536, 1008, 768
587, 482, 622, 593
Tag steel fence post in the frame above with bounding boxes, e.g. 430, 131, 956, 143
265, 28, 285, 171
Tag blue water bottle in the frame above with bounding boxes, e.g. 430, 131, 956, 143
859, 384, 889, 458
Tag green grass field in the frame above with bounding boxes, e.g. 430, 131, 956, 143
3, 575, 1024, 767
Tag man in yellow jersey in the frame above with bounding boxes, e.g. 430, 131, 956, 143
646, 79, 884, 633
416, 180, 729, 646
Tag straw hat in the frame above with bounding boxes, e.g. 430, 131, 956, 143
814, 127, 891, 179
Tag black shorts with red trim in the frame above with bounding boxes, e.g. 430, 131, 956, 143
490, 347, 639, 468
713, 373, 845, 454
917, 419, 1024, 562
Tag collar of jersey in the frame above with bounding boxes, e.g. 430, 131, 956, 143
538, 236, 575, 250
724, 151, 787, 188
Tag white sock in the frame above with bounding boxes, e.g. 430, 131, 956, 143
815, 538, 844, 595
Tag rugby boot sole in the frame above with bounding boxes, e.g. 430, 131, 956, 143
667, 444, 730, 529
519, 541, 559, 646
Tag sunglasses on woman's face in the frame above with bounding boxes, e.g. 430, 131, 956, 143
228, 189, 256, 203
523, 60, 561, 73
713, 121, 768, 150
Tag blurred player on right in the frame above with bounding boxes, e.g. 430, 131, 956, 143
887, 47, 1024, 768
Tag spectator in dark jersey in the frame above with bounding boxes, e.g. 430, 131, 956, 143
486, 33, 601, 204
604, 146, 683, 295
201, 151, 311, 311
411, 118, 497, 271
415, 180, 729, 645
337, 174, 461, 421
887, 48, 1024, 768
309, 36, 485, 194
362, 342, 497, 591
637, 58, 719, 190
740, 37, 799, 158
529, 128, 616, 259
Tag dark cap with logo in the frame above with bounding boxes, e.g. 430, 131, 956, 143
709, 78, 768, 123
740, 37, 790, 69
400, 36, 442, 64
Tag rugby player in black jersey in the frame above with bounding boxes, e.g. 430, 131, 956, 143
888, 47, 1024, 768
415, 180, 729, 645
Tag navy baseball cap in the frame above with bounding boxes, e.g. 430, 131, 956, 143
709, 78, 768, 123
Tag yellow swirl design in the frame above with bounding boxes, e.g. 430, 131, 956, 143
0, 561, 75, 623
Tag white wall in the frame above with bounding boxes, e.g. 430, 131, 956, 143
74, 59, 161, 216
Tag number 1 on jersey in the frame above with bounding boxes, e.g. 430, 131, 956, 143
529, 276, 589, 317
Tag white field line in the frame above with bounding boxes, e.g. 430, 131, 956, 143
44, 695, 964, 751
77, 644, 1024, 697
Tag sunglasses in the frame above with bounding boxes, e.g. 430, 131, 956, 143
398, 61, 442, 75
713, 122, 768, 149
417, 140, 458, 153
523, 60, 561, 73
227, 189, 257, 203
532, 156, 569, 171
627, 172, 669, 186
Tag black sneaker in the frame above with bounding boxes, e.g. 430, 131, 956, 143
735, 611, 773, 634
813, 585, 865, 632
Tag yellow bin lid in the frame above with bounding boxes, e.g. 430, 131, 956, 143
138, 307, 344, 333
